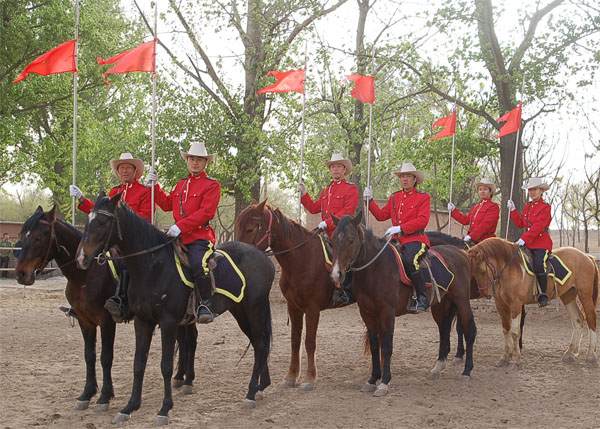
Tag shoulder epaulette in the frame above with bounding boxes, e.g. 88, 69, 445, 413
417, 190, 427, 194
543, 201, 550, 205
139, 183, 150, 188
346, 181, 355, 185
205, 175, 218, 181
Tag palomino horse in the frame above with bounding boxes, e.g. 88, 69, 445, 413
469, 237, 598, 368
76, 194, 274, 426
330, 213, 476, 396
15, 206, 120, 411
235, 200, 337, 391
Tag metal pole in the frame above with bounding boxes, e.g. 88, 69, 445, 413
297, 42, 307, 224
71, 0, 79, 226
447, 125, 456, 235
150, 3, 157, 226
365, 46, 374, 228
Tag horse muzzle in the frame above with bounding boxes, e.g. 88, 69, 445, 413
14, 267, 35, 285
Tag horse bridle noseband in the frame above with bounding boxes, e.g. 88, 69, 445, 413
32, 219, 73, 275
476, 246, 521, 295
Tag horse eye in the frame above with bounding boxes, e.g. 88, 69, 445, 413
246, 228, 253, 234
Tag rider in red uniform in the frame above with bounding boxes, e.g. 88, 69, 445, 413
508, 178, 552, 307
364, 162, 431, 313
448, 178, 499, 244
298, 153, 359, 306
147, 142, 221, 323
69, 153, 153, 322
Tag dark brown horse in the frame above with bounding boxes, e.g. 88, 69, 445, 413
14, 206, 119, 412
235, 200, 338, 391
330, 212, 476, 396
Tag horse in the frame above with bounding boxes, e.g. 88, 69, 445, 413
235, 199, 337, 391
426, 231, 527, 361
14, 206, 120, 412
468, 237, 599, 368
330, 212, 476, 396
76, 193, 274, 426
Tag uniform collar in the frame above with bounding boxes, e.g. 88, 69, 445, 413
480, 198, 488, 203
330, 178, 346, 186
531, 197, 544, 205
401, 188, 415, 195
120, 180, 137, 189
188, 171, 207, 180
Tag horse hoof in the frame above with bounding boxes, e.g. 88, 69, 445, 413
172, 379, 184, 388
280, 379, 296, 388
360, 383, 376, 393
428, 371, 441, 380
95, 403, 109, 413
509, 363, 520, 371
255, 390, 264, 401
181, 385, 194, 395
154, 415, 169, 426
459, 375, 471, 382
299, 382, 314, 392
452, 357, 464, 366
74, 400, 89, 411
495, 359, 509, 368
373, 383, 389, 397
243, 399, 256, 409
562, 354, 575, 364
112, 412, 130, 424
586, 355, 598, 366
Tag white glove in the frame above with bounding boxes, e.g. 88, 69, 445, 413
448, 202, 455, 211
318, 220, 327, 230
507, 200, 516, 211
297, 182, 307, 196
385, 225, 402, 238
463, 235, 472, 242
146, 168, 158, 183
363, 186, 373, 199
166, 224, 181, 237
516, 238, 525, 247
69, 185, 83, 199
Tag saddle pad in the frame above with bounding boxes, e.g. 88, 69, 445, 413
211, 250, 246, 303
389, 245, 454, 291
518, 249, 572, 285
319, 235, 333, 272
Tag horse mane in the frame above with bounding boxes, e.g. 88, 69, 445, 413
426, 231, 464, 247
336, 215, 387, 247
21, 210, 82, 238
238, 202, 312, 239
117, 201, 171, 250
472, 238, 521, 270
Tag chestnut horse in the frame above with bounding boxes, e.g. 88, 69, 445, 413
330, 213, 476, 397
469, 238, 598, 368
235, 200, 338, 391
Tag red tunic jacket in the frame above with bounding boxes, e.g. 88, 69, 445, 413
510, 198, 553, 250
78, 179, 153, 222
153, 171, 220, 244
368, 189, 431, 246
451, 199, 499, 242
301, 178, 359, 237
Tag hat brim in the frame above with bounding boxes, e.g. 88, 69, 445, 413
522, 183, 549, 191
394, 170, 424, 184
110, 158, 145, 180
180, 151, 215, 163
475, 182, 496, 195
324, 159, 352, 176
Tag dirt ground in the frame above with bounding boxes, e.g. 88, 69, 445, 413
0, 276, 598, 429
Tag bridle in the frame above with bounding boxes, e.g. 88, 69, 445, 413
337, 224, 392, 272
29, 219, 73, 275
473, 245, 521, 295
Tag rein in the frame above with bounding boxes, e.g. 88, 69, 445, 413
480, 245, 521, 294
33, 219, 74, 274
350, 231, 393, 272
251, 210, 320, 257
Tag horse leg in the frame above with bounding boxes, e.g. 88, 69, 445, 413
374, 319, 395, 397
562, 299, 585, 363
577, 291, 598, 365
75, 323, 98, 410
256, 302, 273, 401
282, 304, 303, 387
245, 300, 273, 408
360, 325, 381, 393
428, 302, 452, 380
112, 319, 155, 424
495, 300, 513, 367
96, 314, 116, 411
173, 326, 186, 388
181, 324, 197, 395
507, 310, 523, 370
456, 302, 476, 379
300, 307, 320, 392
454, 312, 466, 363
154, 321, 178, 425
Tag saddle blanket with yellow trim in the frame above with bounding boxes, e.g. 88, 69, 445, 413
174, 249, 246, 303
319, 235, 333, 272
390, 245, 454, 291
518, 249, 572, 285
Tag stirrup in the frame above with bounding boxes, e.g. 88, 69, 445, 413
408, 295, 428, 314
59, 306, 77, 319
196, 303, 215, 324
104, 297, 126, 323
537, 293, 549, 308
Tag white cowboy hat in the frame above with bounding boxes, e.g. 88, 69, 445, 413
110, 153, 145, 180
475, 178, 496, 195
394, 162, 424, 184
324, 153, 352, 176
522, 177, 549, 191
180, 142, 215, 163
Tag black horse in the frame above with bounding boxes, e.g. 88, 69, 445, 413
426, 231, 526, 360
15, 206, 120, 411
76, 193, 274, 426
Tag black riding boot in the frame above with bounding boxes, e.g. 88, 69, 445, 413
195, 274, 217, 324
407, 270, 429, 314
104, 269, 130, 323
536, 273, 549, 307
331, 271, 355, 307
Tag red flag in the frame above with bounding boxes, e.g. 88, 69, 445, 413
341, 74, 375, 104
428, 110, 457, 141
14, 40, 77, 83
496, 103, 522, 138
256, 69, 304, 95
98, 39, 156, 86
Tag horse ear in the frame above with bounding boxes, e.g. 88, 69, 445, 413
35, 206, 44, 214
352, 210, 363, 226
109, 192, 122, 207
45, 205, 57, 223
257, 199, 268, 213
331, 214, 340, 225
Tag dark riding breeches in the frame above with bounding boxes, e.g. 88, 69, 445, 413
187, 239, 214, 280
531, 248, 550, 275
401, 241, 428, 272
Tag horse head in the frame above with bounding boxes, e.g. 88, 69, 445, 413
77, 192, 122, 270
235, 199, 271, 250
330, 211, 363, 285
15, 205, 58, 285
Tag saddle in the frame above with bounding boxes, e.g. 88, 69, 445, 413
518, 248, 572, 285
319, 233, 334, 272
389, 243, 455, 292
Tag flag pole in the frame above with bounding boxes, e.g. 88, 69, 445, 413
71, 0, 79, 226
365, 46, 375, 229
297, 41, 307, 224
505, 75, 526, 239
150, 2, 157, 226
447, 105, 457, 235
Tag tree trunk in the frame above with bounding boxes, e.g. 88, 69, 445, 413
499, 132, 523, 240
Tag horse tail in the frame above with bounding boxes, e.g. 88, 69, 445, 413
519, 305, 526, 350
589, 255, 599, 307
363, 329, 370, 356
